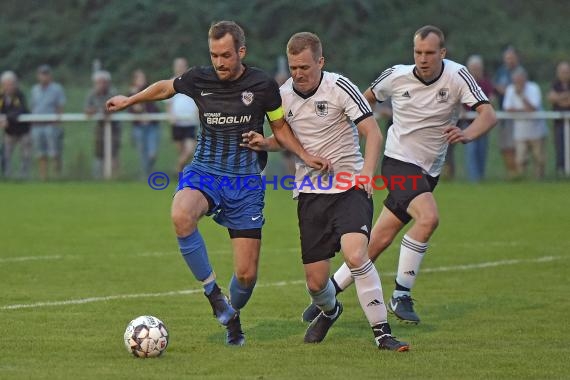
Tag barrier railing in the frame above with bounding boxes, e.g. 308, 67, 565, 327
2, 111, 569, 179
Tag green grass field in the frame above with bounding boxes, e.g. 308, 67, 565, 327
0, 181, 569, 379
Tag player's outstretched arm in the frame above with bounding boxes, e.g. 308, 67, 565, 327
356, 116, 383, 197
106, 79, 176, 112
269, 118, 332, 171
444, 103, 497, 144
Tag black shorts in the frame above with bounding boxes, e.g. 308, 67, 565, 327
171, 125, 197, 141
297, 188, 373, 264
382, 156, 439, 224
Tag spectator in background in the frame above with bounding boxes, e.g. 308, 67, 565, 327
548, 61, 570, 177
30, 64, 66, 180
493, 46, 520, 179
85, 70, 120, 178
462, 55, 495, 182
0, 71, 31, 179
167, 57, 199, 173
503, 67, 547, 179
129, 69, 160, 178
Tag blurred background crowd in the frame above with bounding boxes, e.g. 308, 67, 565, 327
0, 0, 568, 182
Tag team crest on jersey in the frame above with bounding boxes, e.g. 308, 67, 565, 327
436, 88, 449, 103
315, 101, 328, 117
241, 91, 254, 106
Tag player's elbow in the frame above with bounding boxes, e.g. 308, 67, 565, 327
487, 109, 498, 129
481, 106, 497, 130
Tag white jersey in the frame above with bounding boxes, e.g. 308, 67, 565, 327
370, 59, 489, 176
281, 71, 372, 194
169, 93, 200, 127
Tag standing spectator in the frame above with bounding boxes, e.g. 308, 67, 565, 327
503, 67, 548, 179
0, 71, 31, 179
548, 61, 570, 177
167, 57, 199, 173
493, 46, 520, 179
129, 69, 160, 178
463, 55, 495, 182
85, 70, 120, 178
30, 65, 66, 180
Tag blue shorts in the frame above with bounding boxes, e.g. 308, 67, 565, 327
176, 165, 265, 230
31, 125, 57, 158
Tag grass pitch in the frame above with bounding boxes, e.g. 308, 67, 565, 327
0, 181, 568, 379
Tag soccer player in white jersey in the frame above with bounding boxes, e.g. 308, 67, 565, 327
301, 25, 497, 325
243, 32, 409, 351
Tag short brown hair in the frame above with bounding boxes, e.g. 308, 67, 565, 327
414, 25, 445, 48
287, 32, 322, 61
208, 21, 246, 52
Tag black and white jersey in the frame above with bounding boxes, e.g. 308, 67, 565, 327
281, 71, 373, 194
370, 59, 489, 176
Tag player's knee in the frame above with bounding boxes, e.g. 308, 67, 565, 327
171, 208, 197, 236
418, 213, 439, 232
343, 252, 368, 269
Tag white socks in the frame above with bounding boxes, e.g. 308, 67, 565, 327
394, 234, 428, 297
351, 260, 388, 326
332, 263, 354, 291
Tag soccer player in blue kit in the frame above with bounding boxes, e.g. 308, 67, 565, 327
107, 21, 330, 346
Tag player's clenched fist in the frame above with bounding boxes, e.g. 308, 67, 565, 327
106, 95, 131, 112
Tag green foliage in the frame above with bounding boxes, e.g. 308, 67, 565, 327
0, 0, 567, 87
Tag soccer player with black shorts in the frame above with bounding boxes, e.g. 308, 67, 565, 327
243, 32, 409, 351
107, 21, 330, 346
302, 25, 497, 325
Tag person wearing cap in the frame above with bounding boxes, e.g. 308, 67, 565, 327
30, 64, 66, 180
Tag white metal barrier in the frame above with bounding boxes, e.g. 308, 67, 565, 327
3, 111, 570, 179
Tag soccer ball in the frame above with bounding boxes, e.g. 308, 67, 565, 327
124, 315, 169, 358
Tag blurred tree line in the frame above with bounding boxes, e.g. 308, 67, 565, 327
1, 0, 567, 88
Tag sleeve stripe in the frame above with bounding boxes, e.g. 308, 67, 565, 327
371, 67, 395, 89
458, 68, 487, 103
337, 77, 371, 114
353, 112, 373, 125
471, 100, 490, 111
336, 77, 372, 116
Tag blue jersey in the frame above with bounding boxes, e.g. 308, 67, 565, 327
173, 65, 282, 176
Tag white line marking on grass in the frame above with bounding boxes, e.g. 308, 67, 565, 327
1, 256, 563, 311
384, 255, 562, 276
0, 255, 62, 264
1, 280, 306, 311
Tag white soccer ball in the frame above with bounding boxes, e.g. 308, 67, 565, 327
124, 315, 169, 358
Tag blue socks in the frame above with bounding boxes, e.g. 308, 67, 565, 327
178, 230, 257, 309
177, 230, 216, 295
229, 273, 256, 310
